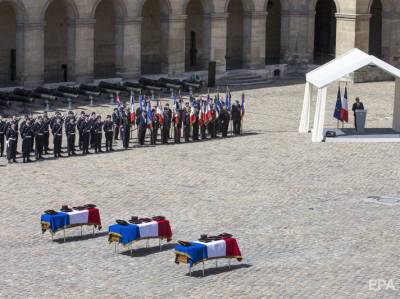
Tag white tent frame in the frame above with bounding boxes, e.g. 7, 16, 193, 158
299, 48, 400, 142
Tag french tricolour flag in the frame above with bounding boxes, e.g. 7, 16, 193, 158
340, 87, 349, 123
130, 95, 136, 124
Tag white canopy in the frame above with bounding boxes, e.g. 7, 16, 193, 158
298, 48, 400, 142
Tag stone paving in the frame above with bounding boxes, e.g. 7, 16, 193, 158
1, 81, 400, 298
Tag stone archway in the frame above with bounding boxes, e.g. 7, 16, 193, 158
226, 0, 244, 70
185, 0, 206, 71
94, 0, 117, 78
265, 0, 281, 65
369, 0, 382, 58
0, 2, 17, 85
44, 0, 76, 83
314, 0, 337, 64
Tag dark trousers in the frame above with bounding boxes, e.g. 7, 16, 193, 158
233, 120, 241, 135
95, 133, 102, 152
22, 138, 31, 159
43, 132, 50, 152
184, 126, 190, 142
67, 134, 76, 154
139, 127, 146, 145
151, 126, 158, 145
122, 126, 130, 148
114, 126, 119, 140
53, 135, 62, 157
0, 133, 4, 156
192, 124, 199, 141
105, 132, 113, 151
7, 139, 16, 161
161, 126, 168, 144
208, 122, 216, 138
175, 126, 181, 143
31, 135, 34, 153
82, 132, 90, 154
200, 125, 207, 139
221, 122, 229, 137
78, 131, 83, 150
35, 135, 44, 159
90, 130, 95, 148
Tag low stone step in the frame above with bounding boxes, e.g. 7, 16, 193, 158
222, 74, 262, 81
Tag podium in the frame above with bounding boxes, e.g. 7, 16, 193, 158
355, 109, 367, 133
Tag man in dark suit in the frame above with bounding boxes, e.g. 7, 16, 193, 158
352, 97, 365, 130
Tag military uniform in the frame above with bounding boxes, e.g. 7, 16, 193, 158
89, 115, 96, 149
66, 121, 77, 156
103, 119, 114, 151
94, 119, 103, 153
207, 108, 217, 138
76, 115, 85, 150
151, 111, 159, 145
52, 122, 63, 158
43, 117, 51, 154
192, 111, 199, 141
173, 111, 183, 144
5, 126, 17, 163
81, 119, 91, 155
33, 120, 45, 160
162, 109, 171, 144
0, 118, 6, 157
137, 113, 147, 146
112, 110, 121, 140
219, 109, 230, 137
121, 114, 130, 149
21, 121, 34, 162
231, 104, 241, 135
182, 108, 190, 142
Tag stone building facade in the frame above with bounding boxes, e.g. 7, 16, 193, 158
0, 0, 394, 87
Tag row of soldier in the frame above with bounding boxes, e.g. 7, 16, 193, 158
0, 95, 244, 164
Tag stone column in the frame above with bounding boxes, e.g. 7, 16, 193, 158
382, 12, 400, 66
160, 15, 186, 76
281, 10, 313, 64
207, 13, 228, 74
15, 23, 24, 84
74, 18, 95, 83
23, 22, 44, 88
243, 11, 266, 69
116, 17, 142, 79
335, 13, 371, 56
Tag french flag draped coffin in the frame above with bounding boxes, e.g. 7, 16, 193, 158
175, 238, 242, 267
108, 220, 173, 246
41, 208, 102, 234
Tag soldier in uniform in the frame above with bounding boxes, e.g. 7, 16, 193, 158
0, 115, 6, 157
89, 112, 97, 149
10, 115, 20, 154
207, 104, 217, 138
137, 110, 147, 146
231, 101, 241, 135
5, 122, 17, 163
76, 111, 85, 150
94, 115, 103, 153
21, 118, 34, 163
173, 109, 183, 144
192, 107, 200, 141
151, 108, 159, 145
43, 114, 51, 154
112, 108, 121, 140
165, 103, 172, 139
182, 104, 190, 142
81, 115, 91, 155
161, 107, 171, 144
219, 105, 230, 137
120, 110, 130, 149
52, 118, 63, 158
103, 115, 114, 152
33, 116, 45, 160
66, 117, 77, 156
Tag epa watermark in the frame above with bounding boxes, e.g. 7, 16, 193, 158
369, 279, 398, 292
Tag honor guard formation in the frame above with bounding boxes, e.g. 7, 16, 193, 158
0, 79, 245, 164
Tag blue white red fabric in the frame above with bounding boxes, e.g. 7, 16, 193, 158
175, 238, 242, 267
108, 220, 173, 245
41, 208, 102, 234
340, 87, 349, 123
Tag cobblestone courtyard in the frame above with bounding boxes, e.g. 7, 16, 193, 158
1, 81, 400, 298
